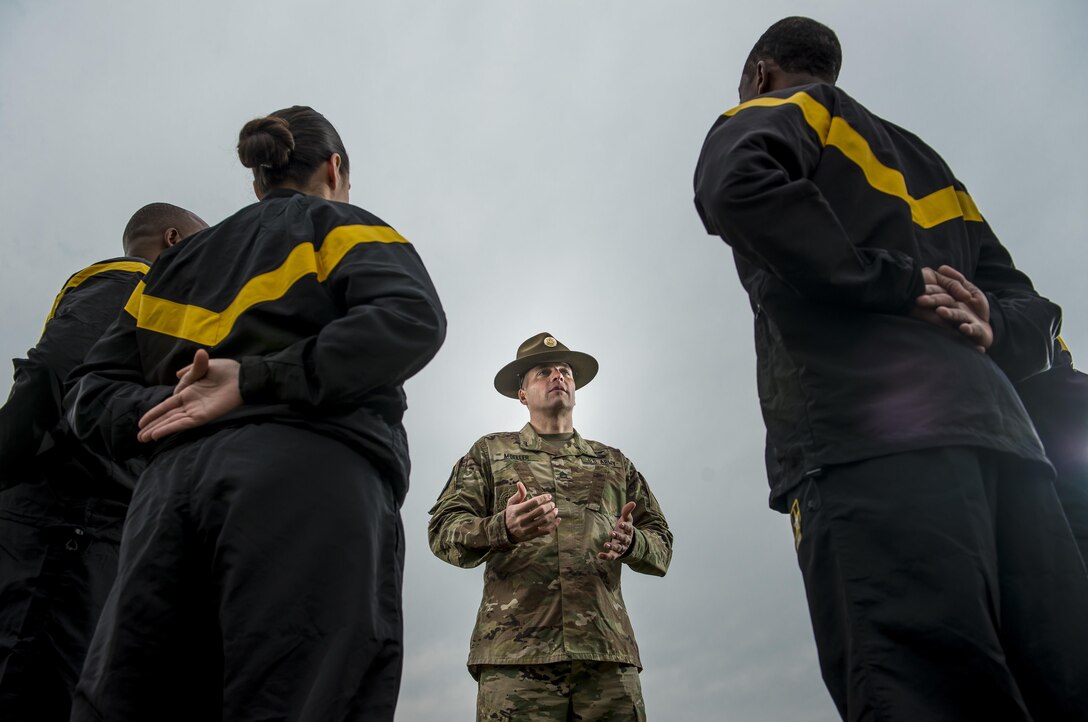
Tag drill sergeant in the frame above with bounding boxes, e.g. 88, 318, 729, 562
429, 332, 672, 721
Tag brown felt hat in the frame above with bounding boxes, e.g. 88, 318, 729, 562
494, 332, 599, 398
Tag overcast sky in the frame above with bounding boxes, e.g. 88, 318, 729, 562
2, 1, 1085, 720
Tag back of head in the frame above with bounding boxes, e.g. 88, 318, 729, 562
744, 16, 842, 85
122, 202, 207, 260
237, 106, 350, 195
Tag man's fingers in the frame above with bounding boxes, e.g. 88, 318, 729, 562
934, 266, 982, 304
935, 306, 971, 324
511, 492, 551, 514
526, 501, 557, 523
936, 265, 968, 284
933, 276, 972, 303
619, 501, 636, 522
506, 482, 528, 508
519, 512, 561, 540
915, 291, 957, 308
958, 322, 985, 339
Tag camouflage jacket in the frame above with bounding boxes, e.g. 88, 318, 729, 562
428, 424, 672, 674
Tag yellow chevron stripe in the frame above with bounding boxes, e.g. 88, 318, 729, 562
123, 224, 407, 346
45, 260, 150, 325
725, 92, 983, 229
1058, 336, 1070, 354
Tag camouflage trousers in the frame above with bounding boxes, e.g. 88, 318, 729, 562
476, 661, 646, 721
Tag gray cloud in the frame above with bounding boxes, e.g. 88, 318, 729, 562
2, 1, 1084, 719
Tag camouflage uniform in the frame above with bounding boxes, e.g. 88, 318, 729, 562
476, 662, 645, 721
428, 424, 671, 718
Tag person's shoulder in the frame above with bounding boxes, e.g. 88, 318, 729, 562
60, 256, 149, 295
46, 256, 149, 321
582, 437, 626, 458
308, 197, 393, 230
717, 82, 846, 137
475, 431, 522, 447
459, 432, 522, 463
81, 255, 150, 276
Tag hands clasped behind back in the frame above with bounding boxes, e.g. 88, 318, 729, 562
137, 348, 243, 443
914, 265, 993, 352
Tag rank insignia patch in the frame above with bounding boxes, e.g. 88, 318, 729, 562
790, 498, 803, 551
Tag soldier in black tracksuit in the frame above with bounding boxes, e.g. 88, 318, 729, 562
0, 184, 221, 722
693, 17, 1088, 722
1016, 339, 1088, 566
0, 259, 147, 722
66, 177, 446, 719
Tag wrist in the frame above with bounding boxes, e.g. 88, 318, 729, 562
237, 356, 272, 403
495, 509, 517, 548
621, 528, 642, 560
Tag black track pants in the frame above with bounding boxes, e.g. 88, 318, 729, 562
71, 423, 405, 722
788, 446, 1088, 722
0, 483, 123, 722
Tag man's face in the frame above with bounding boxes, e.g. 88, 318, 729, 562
518, 362, 576, 414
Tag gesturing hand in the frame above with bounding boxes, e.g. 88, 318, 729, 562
504, 481, 560, 543
597, 501, 637, 561
913, 265, 993, 352
137, 349, 243, 443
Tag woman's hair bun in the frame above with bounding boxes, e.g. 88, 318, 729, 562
237, 116, 295, 170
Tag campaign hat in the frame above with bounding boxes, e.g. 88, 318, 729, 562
494, 332, 599, 398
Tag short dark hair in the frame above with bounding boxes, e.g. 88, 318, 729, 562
743, 17, 842, 84
237, 106, 350, 195
122, 202, 199, 250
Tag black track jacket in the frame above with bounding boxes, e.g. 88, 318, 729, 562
66, 190, 446, 504
1016, 341, 1088, 481
694, 83, 1059, 510
0, 258, 149, 494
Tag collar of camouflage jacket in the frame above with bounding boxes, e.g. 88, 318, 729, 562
518, 423, 598, 458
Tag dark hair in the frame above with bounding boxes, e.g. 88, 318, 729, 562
122, 202, 202, 248
237, 106, 350, 194
743, 17, 842, 84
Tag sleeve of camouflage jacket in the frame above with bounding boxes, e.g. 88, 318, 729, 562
428, 439, 515, 568
620, 458, 672, 576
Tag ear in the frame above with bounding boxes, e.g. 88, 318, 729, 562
326, 153, 343, 190
517, 388, 528, 406
163, 228, 182, 248
755, 60, 772, 95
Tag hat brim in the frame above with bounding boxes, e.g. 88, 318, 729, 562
494, 351, 599, 398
